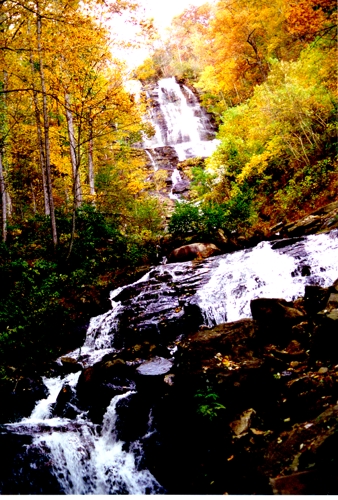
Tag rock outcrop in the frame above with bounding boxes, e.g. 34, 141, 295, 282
270, 200, 338, 239
144, 277, 338, 494
168, 242, 221, 262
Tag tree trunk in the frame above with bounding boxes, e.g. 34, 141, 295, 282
0, 149, 7, 243
6, 192, 12, 218
30, 53, 50, 216
31, 182, 37, 214
36, 5, 57, 246
0, 73, 7, 243
65, 92, 82, 208
88, 119, 95, 199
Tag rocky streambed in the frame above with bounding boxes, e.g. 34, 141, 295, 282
145, 279, 338, 494
1, 224, 338, 494
54, 277, 337, 494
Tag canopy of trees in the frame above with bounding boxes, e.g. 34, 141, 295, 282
0, 0, 166, 383
0, 0, 162, 248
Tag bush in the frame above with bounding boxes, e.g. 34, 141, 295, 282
0, 201, 165, 384
168, 190, 255, 237
168, 202, 201, 235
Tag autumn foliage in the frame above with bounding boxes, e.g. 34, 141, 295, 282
142, 0, 337, 233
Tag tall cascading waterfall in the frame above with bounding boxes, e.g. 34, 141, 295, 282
142, 77, 219, 199
1, 229, 338, 493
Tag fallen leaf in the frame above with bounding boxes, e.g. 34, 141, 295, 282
251, 428, 265, 435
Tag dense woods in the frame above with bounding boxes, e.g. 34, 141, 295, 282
0, 0, 165, 387
0, 0, 337, 397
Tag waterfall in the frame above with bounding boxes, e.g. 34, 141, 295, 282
1, 73, 337, 493
143, 77, 219, 199
1, 230, 338, 493
4, 380, 163, 494
60, 230, 338, 352
145, 149, 158, 171
169, 168, 183, 201
144, 77, 219, 159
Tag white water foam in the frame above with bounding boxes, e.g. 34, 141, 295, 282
196, 231, 338, 325
32, 391, 162, 494
143, 77, 219, 161
23, 373, 81, 422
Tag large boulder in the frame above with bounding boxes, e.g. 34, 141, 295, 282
168, 242, 221, 263
250, 298, 305, 325
250, 298, 305, 344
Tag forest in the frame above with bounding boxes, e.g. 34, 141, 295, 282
0, 0, 337, 405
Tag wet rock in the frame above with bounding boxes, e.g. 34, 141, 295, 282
1, 376, 48, 422
172, 180, 190, 193
0, 432, 62, 494
304, 284, 331, 314
250, 298, 305, 342
327, 292, 338, 311
270, 236, 306, 250
178, 319, 259, 375
54, 383, 81, 419
136, 357, 173, 376
168, 243, 221, 263
331, 278, 338, 292
310, 302, 338, 360
76, 356, 135, 420
60, 356, 82, 374
269, 221, 284, 234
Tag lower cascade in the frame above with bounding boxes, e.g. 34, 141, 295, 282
1, 229, 338, 494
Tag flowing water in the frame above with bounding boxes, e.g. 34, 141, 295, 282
143, 77, 218, 158
1, 76, 338, 495
143, 77, 219, 197
2, 229, 338, 494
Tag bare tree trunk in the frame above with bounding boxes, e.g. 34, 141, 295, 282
30, 53, 50, 216
0, 72, 7, 243
31, 182, 37, 214
36, 5, 57, 246
0, 149, 7, 243
6, 192, 12, 218
88, 119, 95, 199
65, 92, 82, 208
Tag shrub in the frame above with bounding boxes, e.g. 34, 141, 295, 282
168, 190, 255, 237
167, 202, 201, 235
194, 388, 226, 421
